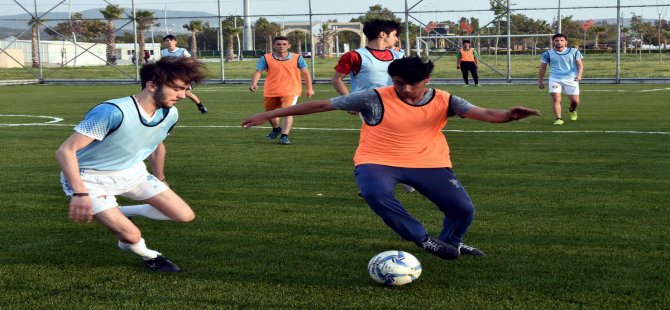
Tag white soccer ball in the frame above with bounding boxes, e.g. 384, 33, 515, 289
367, 250, 422, 286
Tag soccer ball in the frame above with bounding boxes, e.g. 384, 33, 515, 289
367, 250, 422, 286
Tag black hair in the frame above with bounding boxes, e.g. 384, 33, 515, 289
162, 34, 177, 41
140, 57, 206, 89
387, 56, 434, 84
273, 36, 290, 43
552, 33, 568, 41
462, 39, 471, 44
362, 19, 402, 41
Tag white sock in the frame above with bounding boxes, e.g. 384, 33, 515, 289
117, 238, 160, 260
119, 204, 172, 221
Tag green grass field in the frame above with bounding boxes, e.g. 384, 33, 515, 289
0, 83, 668, 308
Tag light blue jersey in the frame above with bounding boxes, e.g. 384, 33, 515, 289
74, 96, 178, 170
540, 48, 583, 80
161, 47, 190, 58
351, 47, 404, 93
255, 52, 308, 70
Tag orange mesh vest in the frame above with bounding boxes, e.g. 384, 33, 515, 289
353, 86, 453, 168
263, 53, 302, 97
460, 48, 475, 62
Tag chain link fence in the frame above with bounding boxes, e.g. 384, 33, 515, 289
1, 0, 669, 84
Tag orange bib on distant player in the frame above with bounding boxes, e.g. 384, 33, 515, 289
262, 53, 302, 97
460, 48, 475, 62
353, 86, 453, 168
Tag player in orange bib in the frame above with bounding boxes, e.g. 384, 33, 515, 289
242, 56, 541, 260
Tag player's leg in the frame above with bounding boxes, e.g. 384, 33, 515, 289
278, 96, 298, 145
186, 88, 207, 114
460, 65, 470, 85
406, 167, 485, 256
356, 164, 459, 259
264, 97, 282, 140
548, 78, 564, 124
355, 164, 426, 242
471, 65, 480, 86
564, 80, 580, 121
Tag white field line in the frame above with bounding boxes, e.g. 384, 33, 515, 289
1, 115, 668, 135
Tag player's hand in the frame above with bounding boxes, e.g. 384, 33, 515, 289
249, 85, 257, 92
456, 66, 460, 70
69, 196, 93, 223
538, 81, 544, 89
306, 89, 315, 98
241, 113, 268, 128
574, 76, 582, 81
507, 106, 542, 121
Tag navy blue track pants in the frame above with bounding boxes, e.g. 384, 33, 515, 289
354, 164, 475, 247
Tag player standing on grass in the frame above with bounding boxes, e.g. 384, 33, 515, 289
538, 33, 584, 125
56, 57, 206, 272
250, 36, 314, 145
456, 39, 480, 87
242, 56, 541, 260
161, 34, 209, 114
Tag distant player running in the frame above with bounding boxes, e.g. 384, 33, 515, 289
538, 33, 584, 125
161, 34, 209, 114
56, 57, 206, 272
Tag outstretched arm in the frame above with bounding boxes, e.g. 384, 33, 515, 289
242, 100, 336, 128
461, 106, 541, 123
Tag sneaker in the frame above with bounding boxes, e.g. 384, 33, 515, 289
197, 104, 208, 114
416, 235, 459, 260
266, 130, 280, 140
401, 184, 415, 193
279, 135, 291, 145
475, 84, 482, 87
144, 255, 182, 273
462, 84, 470, 87
458, 243, 486, 256
569, 110, 578, 121
553, 119, 564, 125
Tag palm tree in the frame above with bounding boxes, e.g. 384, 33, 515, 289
134, 10, 156, 65
221, 17, 242, 62
28, 17, 44, 68
183, 20, 204, 57
100, 4, 124, 65
254, 18, 282, 53
592, 25, 607, 49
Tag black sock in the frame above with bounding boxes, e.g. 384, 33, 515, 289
280, 134, 288, 138
273, 127, 281, 133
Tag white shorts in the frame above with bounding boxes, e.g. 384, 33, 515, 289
60, 162, 169, 215
548, 78, 580, 95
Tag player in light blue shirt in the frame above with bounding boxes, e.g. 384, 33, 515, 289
161, 34, 208, 114
538, 33, 584, 125
56, 57, 206, 273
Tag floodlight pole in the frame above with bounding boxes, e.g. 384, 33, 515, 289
309, 0, 315, 80
132, 0, 139, 82
404, 0, 410, 56
218, 0, 224, 82
506, 0, 511, 82
557, 0, 562, 33
616, 0, 621, 83
33, 0, 43, 82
